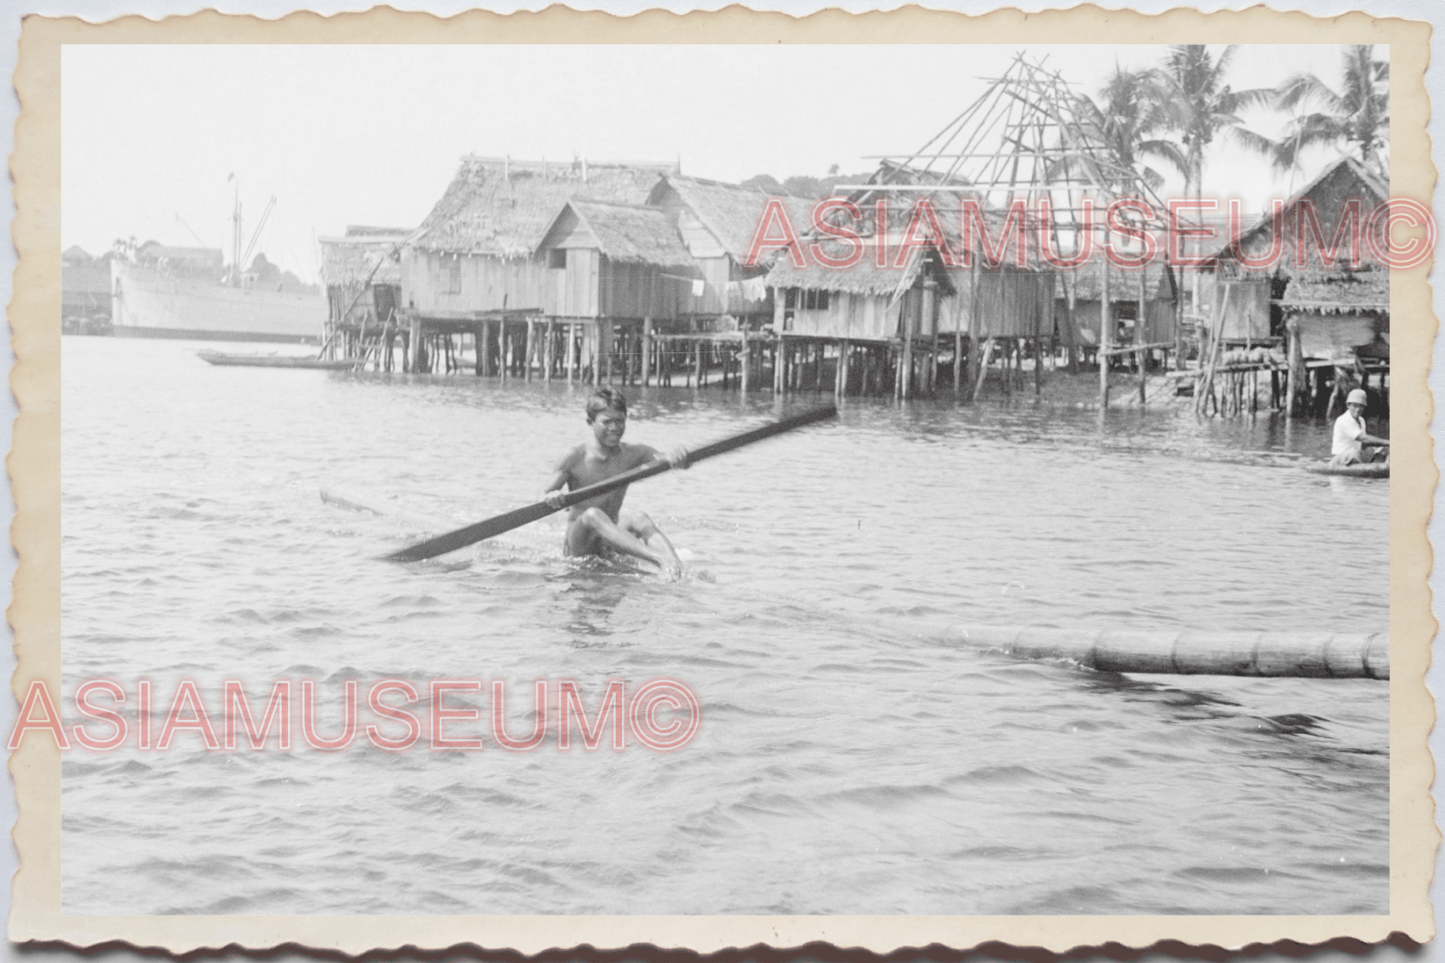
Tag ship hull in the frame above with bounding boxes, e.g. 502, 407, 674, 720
112, 261, 324, 344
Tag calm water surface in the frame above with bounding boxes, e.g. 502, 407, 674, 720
61, 337, 1389, 915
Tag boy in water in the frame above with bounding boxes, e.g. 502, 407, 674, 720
543, 389, 688, 579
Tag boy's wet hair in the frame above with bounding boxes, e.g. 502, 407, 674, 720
586, 388, 628, 423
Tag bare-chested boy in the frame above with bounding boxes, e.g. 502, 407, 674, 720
543, 389, 687, 579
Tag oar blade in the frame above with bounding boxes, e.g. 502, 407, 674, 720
383, 502, 557, 562
382, 403, 837, 563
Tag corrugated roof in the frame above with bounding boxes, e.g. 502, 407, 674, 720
554, 201, 697, 269
651, 175, 817, 262
414, 156, 674, 257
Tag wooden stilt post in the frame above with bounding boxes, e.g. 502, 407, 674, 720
963, 260, 980, 400
954, 324, 964, 395
739, 328, 749, 394
543, 318, 555, 382
407, 315, 422, 373
901, 302, 915, 400
1099, 257, 1110, 408
641, 317, 653, 387
971, 336, 995, 402
521, 319, 532, 381
1137, 268, 1148, 404
590, 321, 600, 386
923, 277, 938, 396
1197, 283, 1231, 415
1285, 316, 1303, 420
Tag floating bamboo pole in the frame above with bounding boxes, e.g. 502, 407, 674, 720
962, 626, 1388, 679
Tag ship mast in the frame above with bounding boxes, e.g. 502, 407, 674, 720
228, 173, 242, 288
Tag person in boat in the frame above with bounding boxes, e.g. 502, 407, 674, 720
543, 389, 689, 579
1331, 388, 1390, 466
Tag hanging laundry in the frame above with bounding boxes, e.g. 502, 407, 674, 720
691, 278, 706, 297
740, 276, 769, 303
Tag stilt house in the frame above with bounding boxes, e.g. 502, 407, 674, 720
534, 199, 701, 384
317, 225, 411, 336
1205, 155, 1387, 352
1203, 155, 1388, 413
646, 174, 815, 326
764, 164, 1056, 396
1054, 258, 1178, 355
393, 155, 677, 374
400, 156, 676, 319
62, 246, 113, 334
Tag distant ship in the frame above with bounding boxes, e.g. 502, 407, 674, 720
111, 251, 324, 344
109, 189, 325, 344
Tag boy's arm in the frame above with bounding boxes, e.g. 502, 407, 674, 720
543, 450, 577, 508
633, 443, 690, 470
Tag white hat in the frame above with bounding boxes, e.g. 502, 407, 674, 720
1347, 388, 1368, 407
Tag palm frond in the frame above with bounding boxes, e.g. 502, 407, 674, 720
1275, 72, 1344, 114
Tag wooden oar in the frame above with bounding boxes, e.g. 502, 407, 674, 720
384, 404, 838, 563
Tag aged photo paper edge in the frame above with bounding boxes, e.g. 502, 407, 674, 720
7, 3, 1436, 953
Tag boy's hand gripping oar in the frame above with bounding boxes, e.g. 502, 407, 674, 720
383, 404, 838, 563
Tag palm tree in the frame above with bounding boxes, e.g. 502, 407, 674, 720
1246, 45, 1389, 178
1155, 45, 1273, 206
1150, 46, 1273, 319
1076, 66, 1185, 194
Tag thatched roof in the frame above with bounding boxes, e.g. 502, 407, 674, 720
318, 227, 413, 286
800, 161, 1066, 271
1281, 270, 1388, 314
548, 200, 697, 269
345, 225, 410, 237
764, 241, 950, 296
1054, 257, 1177, 302
649, 174, 816, 263
414, 156, 675, 257
1211, 156, 1387, 275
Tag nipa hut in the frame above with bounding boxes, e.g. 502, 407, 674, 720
1203, 155, 1388, 415
766, 164, 1056, 399
534, 199, 701, 384
647, 174, 815, 325
1053, 257, 1179, 365
397, 155, 676, 373
316, 225, 412, 363
62, 246, 113, 334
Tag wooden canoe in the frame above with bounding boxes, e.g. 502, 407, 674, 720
1302, 460, 1389, 479
198, 351, 359, 370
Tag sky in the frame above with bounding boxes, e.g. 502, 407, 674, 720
61, 44, 1375, 283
